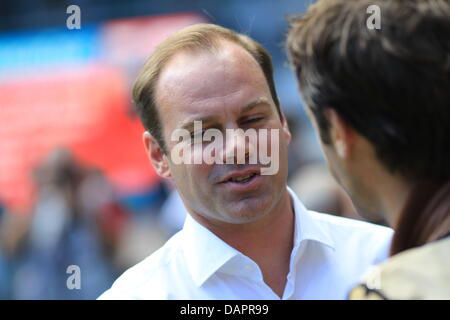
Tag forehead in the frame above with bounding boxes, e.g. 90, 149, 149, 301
155, 41, 272, 121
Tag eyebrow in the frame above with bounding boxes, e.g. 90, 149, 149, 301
179, 97, 272, 131
240, 97, 272, 114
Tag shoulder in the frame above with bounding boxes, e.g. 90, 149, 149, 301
308, 211, 393, 265
98, 233, 185, 300
350, 237, 450, 299
309, 210, 393, 242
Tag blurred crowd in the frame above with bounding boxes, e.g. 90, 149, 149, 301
0, 148, 128, 298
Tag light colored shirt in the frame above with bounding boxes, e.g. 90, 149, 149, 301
99, 187, 393, 300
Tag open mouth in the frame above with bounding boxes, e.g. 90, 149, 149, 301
218, 170, 263, 192
226, 173, 257, 184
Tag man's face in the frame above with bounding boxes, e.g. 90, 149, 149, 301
153, 41, 291, 225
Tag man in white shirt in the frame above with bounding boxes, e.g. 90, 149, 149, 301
99, 23, 392, 300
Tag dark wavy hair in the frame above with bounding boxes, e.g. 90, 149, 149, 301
287, 0, 450, 181
287, 0, 450, 255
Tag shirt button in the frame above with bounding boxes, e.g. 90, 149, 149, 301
245, 264, 254, 272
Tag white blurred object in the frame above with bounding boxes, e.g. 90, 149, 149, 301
30, 186, 70, 252
159, 190, 188, 235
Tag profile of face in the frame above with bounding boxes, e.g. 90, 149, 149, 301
145, 40, 291, 226
306, 108, 381, 221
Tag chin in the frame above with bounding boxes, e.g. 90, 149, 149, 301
223, 192, 273, 224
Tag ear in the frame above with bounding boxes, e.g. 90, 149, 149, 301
281, 113, 292, 146
143, 131, 171, 179
325, 109, 354, 159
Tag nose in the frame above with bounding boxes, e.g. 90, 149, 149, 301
221, 127, 257, 165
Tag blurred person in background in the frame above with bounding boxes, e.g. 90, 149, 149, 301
100, 23, 392, 300
287, 0, 450, 299
0, 201, 30, 299
158, 182, 189, 235
0, 201, 15, 299
8, 148, 129, 299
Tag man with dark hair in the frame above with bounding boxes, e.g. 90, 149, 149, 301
287, 0, 450, 299
99, 23, 392, 300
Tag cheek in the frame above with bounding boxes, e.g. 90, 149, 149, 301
171, 162, 213, 188
323, 148, 345, 188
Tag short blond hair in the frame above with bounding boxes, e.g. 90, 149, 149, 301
133, 23, 281, 152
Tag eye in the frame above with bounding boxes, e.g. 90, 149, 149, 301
242, 117, 264, 125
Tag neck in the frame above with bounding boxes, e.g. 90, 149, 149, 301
193, 188, 295, 297
375, 173, 414, 227
224, 191, 294, 263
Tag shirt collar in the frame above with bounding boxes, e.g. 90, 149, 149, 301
181, 214, 241, 287
181, 186, 335, 287
287, 186, 335, 252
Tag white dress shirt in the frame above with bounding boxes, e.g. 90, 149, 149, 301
99, 187, 393, 300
